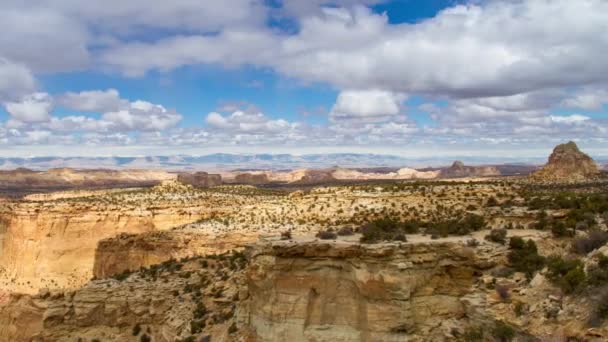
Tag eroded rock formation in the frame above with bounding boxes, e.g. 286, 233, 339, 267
239, 239, 485, 341
439, 161, 501, 178
93, 230, 256, 278
531, 141, 600, 182
177, 171, 222, 188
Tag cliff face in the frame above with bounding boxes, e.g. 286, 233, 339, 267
532, 141, 600, 182
177, 172, 222, 188
234, 173, 270, 185
0, 255, 245, 342
240, 240, 486, 341
93, 230, 257, 278
0, 168, 174, 193
0, 201, 212, 293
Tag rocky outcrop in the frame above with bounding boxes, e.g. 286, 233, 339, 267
0, 168, 174, 194
0, 197, 218, 293
93, 230, 256, 279
439, 161, 501, 178
177, 171, 222, 188
235, 173, 270, 185
332, 167, 439, 180
239, 239, 486, 341
531, 141, 600, 182
0, 255, 244, 342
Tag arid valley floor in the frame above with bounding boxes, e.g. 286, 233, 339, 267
2, 142, 608, 341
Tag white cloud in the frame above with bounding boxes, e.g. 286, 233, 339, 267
4, 92, 53, 123
0, 7, 89, 73
0, 59, 36, 101
562, 88, 608, 111
330, 89, 405, 122
58, 89, 127, 112
206, 110, 298, 134
100, 1, 608, 99
102, 100, 182, 131
550, 114, 591, 124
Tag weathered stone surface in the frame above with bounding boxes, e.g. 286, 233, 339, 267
531, 141, 600, 182
240, 240, 480, 341
177, 171, 222, 188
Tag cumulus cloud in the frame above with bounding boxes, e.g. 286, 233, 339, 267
58, 89, 127, 112
206, 110, 299, 135
102, 100, 182, 131
4, 92, 53, 123
99, 0, 608, 99
0, 7, 89, 73
0, 59, 36, 101
329, 89, 406, 122
562, 88, 608, 111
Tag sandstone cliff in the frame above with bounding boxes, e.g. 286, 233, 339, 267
177, 171, 222, 188
0, 168, 174, 194
234, 173, 270, 185
0, 189, 231, 294
239, 239, 488, 341
531, 141, 600, 182
93, 229, 256, 279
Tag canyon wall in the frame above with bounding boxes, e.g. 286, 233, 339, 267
239, 239, 489, 341
93, 230, 257, 278
0, 202, 211, 293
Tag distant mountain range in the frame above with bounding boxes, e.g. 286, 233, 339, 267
0, 153, 605, 171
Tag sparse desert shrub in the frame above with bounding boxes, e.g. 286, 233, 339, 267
514, 301, 525, 316
507, 237, 545, 279
316, 229, 337, 240
550, 221, 572, 238
280, 230, 292, 240
491, 321, 515, 342
132, 323, 142, 336
485, 228, 507, 244
573, 230, 608, 254
588, 255, 608, 287
359, 217, 419, 243
466, 238, 479, 248
112, 270, 131, 282
495, 284, 510, 301
190, 319, 205, 334
140, 334, 151, 342
462, 326, 484, 342
337, 226, 354, 236
589, 287, 608, 327
486, 196, 499, 207
193, 302, 207, 319
546, 256, 586, 294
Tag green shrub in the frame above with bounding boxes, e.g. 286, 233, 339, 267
485, 228, 507, 244
462, 326, 484, 342
193, 302, 207, 319
190, 319, 205, 334
491, 321, 515, 342
514, 302, 525, 316
507, 237, 545, 279
587, 255, 608, 287
316, 229, 337, 240
546, 256, 586, 294
337, 226, 354, 236
550, 221, 572, 238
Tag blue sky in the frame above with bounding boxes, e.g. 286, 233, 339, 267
0, 0, 607, 158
